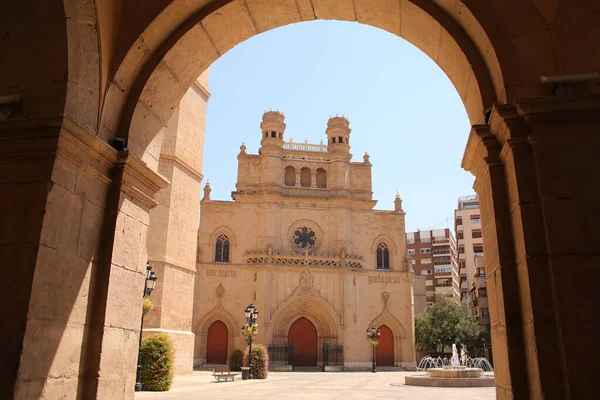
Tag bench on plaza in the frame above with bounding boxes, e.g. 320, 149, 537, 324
213, 365, 239, 382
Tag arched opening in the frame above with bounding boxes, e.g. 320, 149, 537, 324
300, 168, 311, 188
376, 325, 394, 367
288, 317, 318, 367
316, 168, 327, 188
285, 166, 296, 186
8, 0, 598, 398
206, 320, 228, 365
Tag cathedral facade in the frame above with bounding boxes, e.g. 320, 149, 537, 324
193, 111, 417, 370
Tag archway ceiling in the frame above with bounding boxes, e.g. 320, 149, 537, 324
102, 0, 500, 167
89, 0, 598, 166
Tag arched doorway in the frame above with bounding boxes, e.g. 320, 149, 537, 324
288, 317, 317, 367
376, 325, 394, 367
206, 321, 228, 365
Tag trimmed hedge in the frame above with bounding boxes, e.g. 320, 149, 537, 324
141, 333, 174, 391
229, 349, 243, 371
243, 344, 269, 379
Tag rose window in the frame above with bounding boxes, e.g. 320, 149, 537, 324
292, 226, 317, 253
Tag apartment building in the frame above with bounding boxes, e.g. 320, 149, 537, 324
469, 254, 490, 331
406, 228, 459, 308
454, 195, 484, 303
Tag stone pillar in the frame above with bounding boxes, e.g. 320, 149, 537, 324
311, 170, 317, 188
145, 74, 209, 374
464, 95, 600, 400
0, 116, 167, 399
295, 169, 302, 187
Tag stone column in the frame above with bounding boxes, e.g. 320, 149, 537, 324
295, 169, 302, 187
464, 95, 600, 400
0, 116, 167, 399
145, 75, 209, 374
311, 170, 317, 188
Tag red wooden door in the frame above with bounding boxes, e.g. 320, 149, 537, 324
288, 317, 317, 366
207, 321, 228, 364
376, 325, 394, 367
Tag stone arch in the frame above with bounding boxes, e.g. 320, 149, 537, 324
270, 295, 341, 343
100, 0, 505, 168
316, 168, 327, 188
194, 307, 239, 366
367, 313, 407, 365
300, 167, 311, 187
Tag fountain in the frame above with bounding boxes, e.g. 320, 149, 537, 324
404, 344, 495, 387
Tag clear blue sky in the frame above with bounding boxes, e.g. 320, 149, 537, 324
202, 21, 475, 232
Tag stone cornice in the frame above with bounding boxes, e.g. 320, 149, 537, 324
114, 151, 169, 210
147, 256, 196, 273
159, 152, 204, 181
191, 79, 211, 101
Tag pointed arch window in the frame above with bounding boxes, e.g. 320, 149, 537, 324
377, 243, 390, 270
215, 234, 230, 263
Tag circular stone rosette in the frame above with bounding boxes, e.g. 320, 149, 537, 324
288, 220, 323, 254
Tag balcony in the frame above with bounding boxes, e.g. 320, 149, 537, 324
432, 238, 450, 246
283, 138, 328, 152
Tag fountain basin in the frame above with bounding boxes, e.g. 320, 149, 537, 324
428, 367, 483, 379
404, 373, 495, 387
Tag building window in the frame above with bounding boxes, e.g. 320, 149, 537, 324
421, 258, 431, 265
420, 248, 431, 254
456, 218, 463, 225
300, 167, 311, 187
470, 215, 481, 224
408, 249, 415, 255
411, 259, 416, 265
316, 168, 327, 188
472, 230, 482, 238
271, 131, 276, 138
215, 234, 230, 263
457, 231, 464, 239
331, 137, 335, 144
473, 245, 484, 254
421, 269, 432, 276
459, 246, 465, 254
481, 308, 489, 318
284, 166, 296, 186
478, 288, 487, 297
377, 243, 390, 269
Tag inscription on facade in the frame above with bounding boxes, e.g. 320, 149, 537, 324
206, 268, 237, 278
368, 275, 402, 284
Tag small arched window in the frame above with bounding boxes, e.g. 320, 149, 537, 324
316, 168, 327, 188
284, 166, 296, 186
377, 243, 390, 269
300, 168, 311, 187
215, 234, 230, 263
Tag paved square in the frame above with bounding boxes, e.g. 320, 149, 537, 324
135, 371, 496, 400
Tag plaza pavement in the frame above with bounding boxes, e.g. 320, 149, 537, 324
135, 371, 496, 400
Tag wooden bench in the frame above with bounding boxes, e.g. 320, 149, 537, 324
212, 366, 239, 382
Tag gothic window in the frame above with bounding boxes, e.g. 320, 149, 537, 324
285, 166, 296, 186
215, 234, 230, 263
377, 243, 390, 269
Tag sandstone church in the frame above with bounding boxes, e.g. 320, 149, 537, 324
193, 111, 417, 370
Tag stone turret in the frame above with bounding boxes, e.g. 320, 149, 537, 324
260, 110, 286, 149
394, 192, 403, 213
326, 115, 351, 155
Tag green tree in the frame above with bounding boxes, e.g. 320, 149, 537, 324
415, 294, 480, 356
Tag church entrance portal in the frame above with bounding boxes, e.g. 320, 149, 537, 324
376, 325, 394, 367
206, 321, 228, 365
288, 317, 318, 367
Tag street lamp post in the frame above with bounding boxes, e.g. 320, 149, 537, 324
242, 304, 259, 379
135, 262, 158, 392
366, 326, 381, 373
